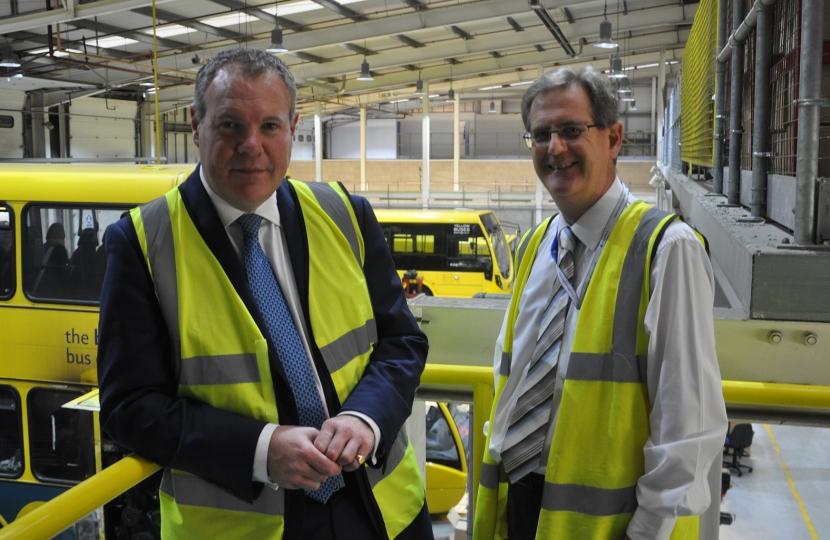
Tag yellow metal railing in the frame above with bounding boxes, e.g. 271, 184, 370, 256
4, 369, 830, 539
0, 455, 160, 540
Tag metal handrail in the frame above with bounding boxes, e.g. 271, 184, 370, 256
3, 368, 828, 539
0, 455, 160, 540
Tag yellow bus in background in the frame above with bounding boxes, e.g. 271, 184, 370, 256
374, 209, 514, 298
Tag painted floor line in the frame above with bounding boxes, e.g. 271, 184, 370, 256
764, 424, 819, 540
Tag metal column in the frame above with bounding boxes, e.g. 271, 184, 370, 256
727, 0, 745, 205
360, 106, 367, 191
314, 101, 322, 182
421, 81, 430, 209
794, 0, 825, 244
750, 4, 773, 218
713, 0, 729, 194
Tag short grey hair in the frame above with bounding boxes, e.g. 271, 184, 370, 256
520, 66, 618, 131
193, 48, 297, 122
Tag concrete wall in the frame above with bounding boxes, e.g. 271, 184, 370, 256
288, 158, 656, 193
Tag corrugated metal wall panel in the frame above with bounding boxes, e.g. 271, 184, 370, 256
69, 97, 136, 159
0, 88, 25, 159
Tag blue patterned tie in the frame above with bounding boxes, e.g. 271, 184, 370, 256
237, 214, 341, 503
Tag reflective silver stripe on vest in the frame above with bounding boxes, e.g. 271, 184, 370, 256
480, 462, 501, 490
179, 353, 262, 386
566, 352, 647, 383
366, 428, 409, 488
305, 182, 361, 266
139, 197, 181, 363
319, 319, 377, 375
161, 469, 284, 516
542, 482, 637, 516
566, 207, 671, 384
515, 220, 547, 271
500, 352, 511, 377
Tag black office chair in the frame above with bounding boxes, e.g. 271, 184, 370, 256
723, 423, 754, 476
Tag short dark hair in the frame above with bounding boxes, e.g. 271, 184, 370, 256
193, 48, 297, 121
520, 66, 618, 131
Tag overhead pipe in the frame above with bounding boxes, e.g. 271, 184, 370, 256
794, 0, 825, 245
712, 0, 729, 194
717, 0, 778, 65
529, 0, 577, 57
727, 0, 745, 206
750, 4, 773, 218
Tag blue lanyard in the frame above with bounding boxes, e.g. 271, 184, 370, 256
550, 185, 629, 309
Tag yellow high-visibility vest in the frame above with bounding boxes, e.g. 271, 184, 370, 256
133, 180, 425, 539
474, 201, 701, 540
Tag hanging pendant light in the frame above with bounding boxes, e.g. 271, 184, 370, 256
266, 2, 288, 53
628, 100, 637, 110
0, 44, 20, 68
609, 57, 625, 79
357, 57, 373, 81
593, 1, 617, 49
617, 76, 632, 93
414, 76, 425, 95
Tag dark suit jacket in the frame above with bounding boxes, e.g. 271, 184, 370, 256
97, 167, 429, 536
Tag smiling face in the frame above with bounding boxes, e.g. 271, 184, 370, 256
529, 85, 622, 224
191, 65, 298, 212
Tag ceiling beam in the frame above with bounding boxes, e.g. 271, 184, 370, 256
310, 0, 367, 21
206, 0, 300, 29
131, 6, 246, 41
0, 0, 179, 34
67, 18, 192, 50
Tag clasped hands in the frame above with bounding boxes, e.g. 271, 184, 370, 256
267, 415, 375, 491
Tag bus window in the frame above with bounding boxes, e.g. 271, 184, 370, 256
0, 386, 22, 479
425, 402, 461, 471
0, 205, 13, 299
447, 223, 492, 276
385, 224, 446, 271
28, 388, 95, 484
23, 206, 126, 303
481, 213, 511, 280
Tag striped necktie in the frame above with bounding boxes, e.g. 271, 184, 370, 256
501, 225, 576, 483
237, 214, 342, 503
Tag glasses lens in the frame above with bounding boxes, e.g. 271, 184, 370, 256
558, 125, 586, 141
531, 130, 551, 145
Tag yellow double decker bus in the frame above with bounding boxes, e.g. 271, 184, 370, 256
375, 209, 514, 298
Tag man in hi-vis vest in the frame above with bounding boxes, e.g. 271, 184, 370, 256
98, 49, 434, 540
474, 67, 727, 540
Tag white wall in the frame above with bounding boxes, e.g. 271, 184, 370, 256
292, 117, 316, 161
0, 89, 25, 159
70, 97, 136, 159
329, 118, 396, 159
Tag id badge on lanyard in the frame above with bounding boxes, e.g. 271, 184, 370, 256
550, 185, 630, 310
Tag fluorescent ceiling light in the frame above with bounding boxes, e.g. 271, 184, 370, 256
30, 47, 83, 57
142, 25, 195, 38
510, 81, 533, 87
92, 37, 139, 48
478, 84, 503, 91
262, 0, 364, 17
389, 98, 409, 103
201, 13, 259, 27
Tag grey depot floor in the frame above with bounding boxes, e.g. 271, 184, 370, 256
719, 423, 830, 540
432, 424, 830, 540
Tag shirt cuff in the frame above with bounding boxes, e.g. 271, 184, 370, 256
338, 411, 381, 465
254, 423, 280, 489
627, 506, 677, 540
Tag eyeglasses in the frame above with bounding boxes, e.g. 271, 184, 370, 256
523, 123, 601, 148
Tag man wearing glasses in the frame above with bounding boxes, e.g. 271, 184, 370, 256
474, 67, 727, 540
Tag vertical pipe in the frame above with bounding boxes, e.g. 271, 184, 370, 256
751, 4, 773, 217
657, 48, 666, 164
314, 101, 322, 182
651, 77, 657, 155
360, 106, 367, 191
727, 0, 745, 205
713, 0, 730, 194
454, 92, 460, 192
422, 81, 430, 209
794, 0, 824, 244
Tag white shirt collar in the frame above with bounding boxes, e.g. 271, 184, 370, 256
199, 166, 282, 229
569, 176, 623, 251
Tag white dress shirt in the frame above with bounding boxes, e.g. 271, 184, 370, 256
489, 178, 728, 540
199, 171, 381, 486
